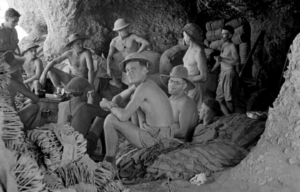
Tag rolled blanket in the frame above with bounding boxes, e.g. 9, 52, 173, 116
232, 33, 249, 45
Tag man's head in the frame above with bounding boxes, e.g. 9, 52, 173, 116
162, 66, 195, 95
5, 8, 20, 29
22, 43, 39, 58
221, 25, 234, 42
66, 33, 87, 53
65, 77, 93, 101
119, 53, 153, 84
183, 23, 204, 46
113, 18, 130, 38
199, 98, 220, 125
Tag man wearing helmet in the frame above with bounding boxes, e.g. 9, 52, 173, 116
100, 53, 174, 165
106, 18, 150, 88
182, 23, 208, 113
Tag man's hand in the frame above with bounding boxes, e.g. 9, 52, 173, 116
100, 98, 110, 111
214, 56, 222, 63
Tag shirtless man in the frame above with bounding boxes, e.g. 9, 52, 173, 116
161, 66, 198, 142
212, 25, 245, 115
57, 77, 109, 156
100, 53, 174, 164
107, 18, 149, 87
22, 43, 43, 94
182, 23, 208, 113
40, 33, 94, 90
2, 52, 39, 131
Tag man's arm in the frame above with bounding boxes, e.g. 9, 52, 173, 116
189, 50, 208, 83
173, 100, 198, 138
40, 51, 70, 83
106, 39, 117, 76
132, 34, 150, 53
8, 79, 39, 104
24, 59, 43, 84
110, 85, 146, 121
85, 50, 95, 86
217, 44, 240, 65
112, 84, 136, 106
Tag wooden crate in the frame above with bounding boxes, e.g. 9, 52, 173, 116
31, 94, 61, 129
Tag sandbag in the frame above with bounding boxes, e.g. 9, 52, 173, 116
225, 17, 247, 28
206, 19, 225, 31
159, 44, 188, 75
209, 40, 223, 50
239, 42, 250, 64
205, 28, 222, 42
232, 33, 249, 45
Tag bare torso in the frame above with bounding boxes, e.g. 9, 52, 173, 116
183, 46, 207, 77
67, 49, 91, 78
137, 79, 174, 127
113, 34, 140, 58
220, 42, 236, 71
23, 58, 37, 77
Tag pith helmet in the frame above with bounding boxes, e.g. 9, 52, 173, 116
65, 77, 93, 95
183, 23, 204, 45
160, 66, 195, 91
66, 33, 88, 47
119, 52, 153, 72
113, 18, 130, 31
22, 42, 39, 55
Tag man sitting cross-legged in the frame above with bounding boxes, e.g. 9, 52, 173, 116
161, 66, 198, 142
57, 77, 109, 156
100, 53, 175, 165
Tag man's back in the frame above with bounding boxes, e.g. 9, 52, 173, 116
58, 100, 106, 136
136, 79, 174, 127
183, 48, 202, 76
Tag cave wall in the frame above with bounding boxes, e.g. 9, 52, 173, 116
7, 0, 188, 59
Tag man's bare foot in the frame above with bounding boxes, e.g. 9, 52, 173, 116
109, 80, 122, 88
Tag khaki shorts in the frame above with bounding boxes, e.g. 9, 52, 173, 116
139, 123, 172, 148
216, 69, 244, 107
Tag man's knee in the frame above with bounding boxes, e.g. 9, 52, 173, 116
104, 113, 119, 128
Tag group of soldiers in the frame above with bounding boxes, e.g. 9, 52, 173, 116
1, 7, 245, 166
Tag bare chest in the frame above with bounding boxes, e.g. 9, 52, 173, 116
23, 61, 35, 75
68, 54, 87, 70
115, 37, 139, 54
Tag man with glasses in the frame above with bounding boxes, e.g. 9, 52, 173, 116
161, 66, 198, 142
212, 25, 245, 115
182, 23, 208, 113
100, 52, 174, 165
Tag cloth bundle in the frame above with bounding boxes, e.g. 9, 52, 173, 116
54, 155, 125, 192
27, 123, 87, 172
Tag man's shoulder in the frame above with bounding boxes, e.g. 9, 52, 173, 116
179, 95, 197, 109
